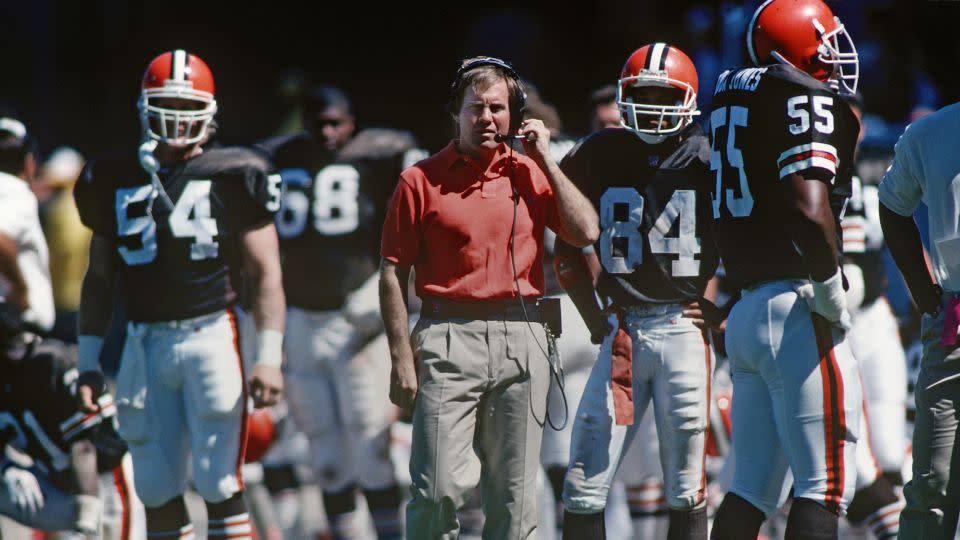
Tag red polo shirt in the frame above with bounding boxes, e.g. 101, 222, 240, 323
381, 141, 562, 300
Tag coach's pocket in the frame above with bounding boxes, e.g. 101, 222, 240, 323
116, 327, 149, 442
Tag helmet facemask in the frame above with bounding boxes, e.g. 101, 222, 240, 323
138, 83, 217, 147
617, 74, 699, 144
814, 16, 859, 95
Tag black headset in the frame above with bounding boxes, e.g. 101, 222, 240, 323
448, 56, 527, 134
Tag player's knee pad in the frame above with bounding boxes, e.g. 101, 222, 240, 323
784, 497, 839, 539
710, 492, 764, 540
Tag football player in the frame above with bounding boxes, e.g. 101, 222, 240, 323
256, 85, 424, 540
557, 43, 718, 540
0, 117, 55, 334
0, 307, 143, 539
707, 1, 863, 538
880, 101, 960, 537
74, 49, 285, 540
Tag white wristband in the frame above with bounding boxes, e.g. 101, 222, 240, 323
77, 335, 104, 373
255, 329, 283, 368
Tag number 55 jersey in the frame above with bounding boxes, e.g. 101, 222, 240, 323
560, 124, 718, 305
73, 146, 280, 322
710, 64, 859, 290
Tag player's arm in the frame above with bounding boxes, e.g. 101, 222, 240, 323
241, 219, 285, 408
520, 119, 600, 247
67, 438, 101, 534
553, 238, 609, 344
784, 171, 849, 324
76, 235, 116, 413
379, 258, 417, 414
0, 233, 28, 312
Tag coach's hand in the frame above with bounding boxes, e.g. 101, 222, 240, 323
76, 370, 105, 414
250, 364, 283, 408
390, 353, 419, 416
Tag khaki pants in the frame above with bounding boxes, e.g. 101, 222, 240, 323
899, 299, 960, 539
406, 317, 550, 540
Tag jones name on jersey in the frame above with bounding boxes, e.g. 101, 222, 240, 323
74, 147, 281, 322
710, 64, 859, 290
560, 125, 718, 305
258, 128, 425, 310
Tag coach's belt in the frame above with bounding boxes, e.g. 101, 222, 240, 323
420, 296, 542, 322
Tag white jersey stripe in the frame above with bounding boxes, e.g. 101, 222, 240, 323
777, 142, 839, 165
779, 157, 838, 179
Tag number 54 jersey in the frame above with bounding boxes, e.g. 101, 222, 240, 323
560, 125, 718, 305
74, 147, 281, 322
709, 65, 859, 291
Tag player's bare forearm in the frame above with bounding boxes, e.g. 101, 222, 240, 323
242, 220, 285, 333
554, 239, 609, 342
78, 235, 116, 338
69, 439, 99, 496
538, 159, 599, 248
784, 173, 840, 281
879, 202, 941, 314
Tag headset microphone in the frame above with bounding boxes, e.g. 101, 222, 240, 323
494, 133, 530, 143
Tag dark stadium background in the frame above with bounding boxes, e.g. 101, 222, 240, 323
0, 0, 957, 157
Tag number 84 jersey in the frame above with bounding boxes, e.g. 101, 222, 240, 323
74, 146, 280, 322
709, 64, 859, 291
560, 125, 719, 305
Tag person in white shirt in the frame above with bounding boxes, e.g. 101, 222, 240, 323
0, 117, 54, 333
879, 102, 960, 539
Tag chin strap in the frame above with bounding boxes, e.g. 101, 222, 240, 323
138, 139, 175, 213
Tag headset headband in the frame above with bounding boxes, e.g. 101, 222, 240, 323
448, 56, 527, 116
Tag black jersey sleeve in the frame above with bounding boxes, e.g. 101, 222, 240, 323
74, 160, 115, 237
225, 147, 283, 230
764, 71, 859, 187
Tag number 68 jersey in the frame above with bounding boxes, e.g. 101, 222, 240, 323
560, 125, 718, 305
709, 64, 859, 291
74, 147, 281, 322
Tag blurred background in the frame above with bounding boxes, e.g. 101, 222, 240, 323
0, 0, 956, 156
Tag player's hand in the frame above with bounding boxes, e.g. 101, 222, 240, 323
587, 314, 613, 345
2, 465, 44, 516
683, 299, 726, 330
390, 354, 419, 416
249, 364, 283, 408
76, 370, 106, 413
799, 271, 851, 330
519, 119, 552, 165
